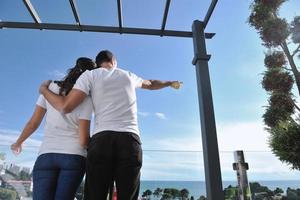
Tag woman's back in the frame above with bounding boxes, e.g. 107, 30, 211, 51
36, 82, 92, 157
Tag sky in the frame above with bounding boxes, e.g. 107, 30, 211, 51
0, 0, 300, 182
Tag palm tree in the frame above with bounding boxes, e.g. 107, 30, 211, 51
153, 188, 163, 199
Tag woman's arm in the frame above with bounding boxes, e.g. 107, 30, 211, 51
11, 105, 46, 155
78, 119, 91, 149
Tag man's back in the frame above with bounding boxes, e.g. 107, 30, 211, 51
74, 67, 144, 136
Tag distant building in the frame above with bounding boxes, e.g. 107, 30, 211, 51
22, 167, 31, 174
0, 164, 5, 175
8, 163, 21, 175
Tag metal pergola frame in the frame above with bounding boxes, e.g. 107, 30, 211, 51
0, 0, 224, 199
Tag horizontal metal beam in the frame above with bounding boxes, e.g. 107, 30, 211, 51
22, 0, 41, 23
0, 21, 215, 39
161, 0, 171, 36
69, 0, 81, 25
203, 0, 218, 29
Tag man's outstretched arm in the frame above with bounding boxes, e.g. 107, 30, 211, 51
39, 81, 87, 114
141, 80, 180, 90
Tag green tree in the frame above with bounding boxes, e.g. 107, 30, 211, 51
249, 0, 300, 169
273, 187, 284, 195
250, 182, 274, 199
198, 195, 206, 200
153, 187, 163, 198
224, 185, 238, 200
269, 120, 300, 168
163, 188, 180, 199
0, 188, 17, 200
18, 170, 31, 181
142, 189, 153, 200
180, 188, 189, 200
161, 193, 172, 200
286, 187, 300, 200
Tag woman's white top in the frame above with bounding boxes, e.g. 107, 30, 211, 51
36, 82, 93, 157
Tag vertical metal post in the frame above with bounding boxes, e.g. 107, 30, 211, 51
192, 20, 224, 200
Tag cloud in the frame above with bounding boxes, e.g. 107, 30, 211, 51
142, 121, 270, 152
141, 147, 300, 181
138, 112, 167, 120
141, 152, 204, 181
0, 128, 21, 135
48, 70, 65, 79
0, 131, 41, 149
140, 121, 300, 180
217, 121, 269, 151
143, 135, 202, 151
138, 112, 150, 117
155, 112, 167, 120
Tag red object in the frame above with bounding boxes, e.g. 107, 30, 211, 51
113, 186, 117, 200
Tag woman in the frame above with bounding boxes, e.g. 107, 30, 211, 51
11, 57, 96, 200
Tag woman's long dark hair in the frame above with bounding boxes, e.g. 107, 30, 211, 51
55, 57, 96, 96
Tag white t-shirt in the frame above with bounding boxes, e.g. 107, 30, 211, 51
36, 82, 93, 157
73, 67, 144, 136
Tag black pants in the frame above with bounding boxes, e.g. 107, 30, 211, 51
84, 131, 143, 200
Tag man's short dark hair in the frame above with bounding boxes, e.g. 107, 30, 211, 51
96, 50, 114, 67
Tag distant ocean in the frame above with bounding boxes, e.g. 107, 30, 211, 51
139, 180, 300, 198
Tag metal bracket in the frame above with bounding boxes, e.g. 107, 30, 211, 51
192, 53, 211, 65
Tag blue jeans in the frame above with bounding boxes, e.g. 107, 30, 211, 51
32, 153, 86, 200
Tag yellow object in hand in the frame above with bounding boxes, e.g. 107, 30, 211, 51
171, 81, 183, 89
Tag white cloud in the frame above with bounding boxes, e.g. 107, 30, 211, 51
155, 112, 167, 120
217, 121, 269, 151
0, 128, 21, 135
143, 135, 202, 151
140, 121, 300, 180
138, 112, 150, 117
143, 121, 269, 152
138, 112, 167, 120
141, 152, 204, 181
0, 131, 41, 148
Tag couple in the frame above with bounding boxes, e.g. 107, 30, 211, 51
11, 50, 180, 200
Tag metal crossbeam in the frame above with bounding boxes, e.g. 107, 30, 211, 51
22, 0, 41, 23
117, 0, 123, 31
203, 0, 218, 28
0, 21, 215, 39
69, 0, 81, 25
161, 0, 171, 36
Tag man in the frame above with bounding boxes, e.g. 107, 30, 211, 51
39, 50, 181, 200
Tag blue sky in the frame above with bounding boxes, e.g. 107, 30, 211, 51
0, 0, 300, 181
